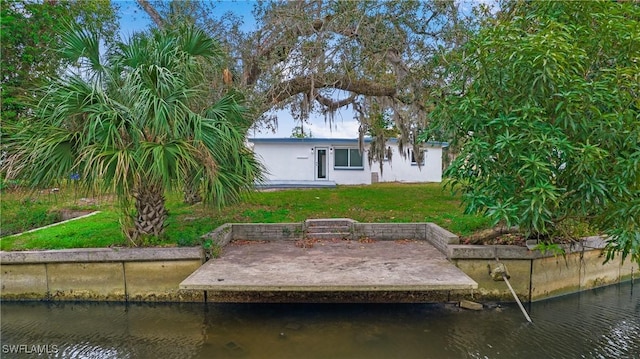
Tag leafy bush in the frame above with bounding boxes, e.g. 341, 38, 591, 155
431, 1, 640, 264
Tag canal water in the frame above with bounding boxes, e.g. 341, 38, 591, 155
2, 281, 638, 359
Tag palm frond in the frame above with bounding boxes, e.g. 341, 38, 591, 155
59, 22, 104, 77
179, 25, 223, 60
11, 24, 264, 240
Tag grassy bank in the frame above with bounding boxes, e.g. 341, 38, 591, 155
0, 183, 491, 251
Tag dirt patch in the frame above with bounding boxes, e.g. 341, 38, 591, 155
60, 209, 95, 221
462, 233, 528, 246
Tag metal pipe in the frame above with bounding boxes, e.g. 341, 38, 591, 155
492, 257, 532, 323
502, 272, 532, 323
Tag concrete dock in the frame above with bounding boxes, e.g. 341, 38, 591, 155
180, 239, 477, 295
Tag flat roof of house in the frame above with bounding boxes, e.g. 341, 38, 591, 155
249, 137, 449, 147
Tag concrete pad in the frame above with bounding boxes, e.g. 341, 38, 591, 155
181, 239, 477, 292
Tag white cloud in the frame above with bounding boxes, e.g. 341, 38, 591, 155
306, 119, 360, 139
250, 110, 360, 139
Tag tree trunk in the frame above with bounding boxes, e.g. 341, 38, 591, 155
464, 227, 520, 245
183, 171, 202, 205
136, 0, 165, 29
183, 185, 202, 205
134, 183, 168, 237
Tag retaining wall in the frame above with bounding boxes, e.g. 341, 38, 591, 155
1, 221, 637, 303
445, 236, 638, 301
231, 223, 304, 241
0, 248, 204, 302
353, 223, 427, 241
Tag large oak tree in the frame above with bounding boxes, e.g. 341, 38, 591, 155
136, 0, 487, 164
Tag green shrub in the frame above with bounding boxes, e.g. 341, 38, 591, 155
552, 218, 599, 241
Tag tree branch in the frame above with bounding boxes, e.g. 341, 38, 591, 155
269, 74, 396, 104
315, 92, 357, 110
136, 0, 165, 29
243, 15, 364, 87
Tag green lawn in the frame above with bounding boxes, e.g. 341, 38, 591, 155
0, 183, 492, 250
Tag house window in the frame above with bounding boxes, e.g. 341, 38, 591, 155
410, 149, 426, 166
334, 148, 364, 169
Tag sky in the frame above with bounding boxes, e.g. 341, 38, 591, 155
116, 0, 360, 139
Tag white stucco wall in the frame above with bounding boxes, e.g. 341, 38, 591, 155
252, 142, 316, 181
249, 138, 445, 184
375, 145, 443, 183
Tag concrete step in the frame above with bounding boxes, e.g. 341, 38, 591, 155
305, 232, 352, 240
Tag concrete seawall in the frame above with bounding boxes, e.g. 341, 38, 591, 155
0, 248, 204, 302
444, 237, 638, 301
1, 221, 638, 302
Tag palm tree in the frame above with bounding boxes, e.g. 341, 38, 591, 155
5, 25, 263, 244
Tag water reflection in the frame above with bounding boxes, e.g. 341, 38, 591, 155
1, 281, 638, 359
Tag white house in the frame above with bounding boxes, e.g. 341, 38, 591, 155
248, 138, 447, 187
